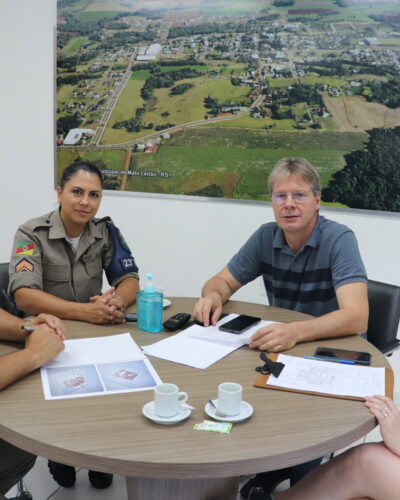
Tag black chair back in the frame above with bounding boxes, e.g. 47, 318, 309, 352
367, 280, 400, 356
0, 262, 21, 316
0, 262, 9, 291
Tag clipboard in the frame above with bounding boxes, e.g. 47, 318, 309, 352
254, 353, 394, 401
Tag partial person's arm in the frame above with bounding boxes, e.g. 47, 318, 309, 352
0, 309, 25, 342
250, 281, 369, 352
193, 267, 243, 326
275, 395, 400, 500
0, 325, 64, 390
0, 309, 66, 341
365, 395, 400, 456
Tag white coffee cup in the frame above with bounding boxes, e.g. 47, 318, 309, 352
217, 382, 243, 416
154, 383, 188, 418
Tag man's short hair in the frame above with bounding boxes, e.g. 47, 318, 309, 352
268, 157, 321, 195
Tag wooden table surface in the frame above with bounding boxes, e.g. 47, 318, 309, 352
0, 298, 389, 481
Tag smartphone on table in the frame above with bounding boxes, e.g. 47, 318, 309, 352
314, 347, 371, 365
218, 315, 261, 335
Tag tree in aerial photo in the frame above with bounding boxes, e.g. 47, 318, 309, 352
323, 126, 400, 212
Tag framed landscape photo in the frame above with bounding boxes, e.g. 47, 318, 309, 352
56, 0, 400, 212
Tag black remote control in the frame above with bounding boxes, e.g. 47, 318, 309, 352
163, 312, 191, 331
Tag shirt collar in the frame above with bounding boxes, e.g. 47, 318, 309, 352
273, 214, 323, 251
48, 209, 103, 242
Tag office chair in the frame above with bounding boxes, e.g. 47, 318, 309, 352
367, 280, 400, 356
0, 262, 9, 291
0, 263, 33, 500
0, 262, 22, 317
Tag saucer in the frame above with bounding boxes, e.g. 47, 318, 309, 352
142, 401, 191, 425
163, 298, 172, 309
204, 400, 253, 422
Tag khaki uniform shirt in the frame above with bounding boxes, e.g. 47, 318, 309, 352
9, 210, 139, 303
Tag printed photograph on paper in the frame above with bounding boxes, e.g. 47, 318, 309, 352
97, 360, 158, 391
46, 364, 104, 397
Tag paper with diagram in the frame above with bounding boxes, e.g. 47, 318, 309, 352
255, 353, 388, 400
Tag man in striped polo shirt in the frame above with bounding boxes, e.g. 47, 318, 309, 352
193, 157, 368, 499
193, 157, 368, 352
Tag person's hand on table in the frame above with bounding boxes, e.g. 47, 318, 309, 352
92, 287, 125, 309
105, 292, 125, 312
25, 324, 65, 365
365, 395, 400, 456
89, 287, 115, 305
249, 322, 299, 352
88, 287, 126, 323
29, 313, 66, 340
83, 296, 125, 324
193, 293, 223, 327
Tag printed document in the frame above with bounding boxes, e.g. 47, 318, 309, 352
41, 333, 161, 400
142, 314, 279, 369
186, 314, 279, 345
267, 354, 385, 398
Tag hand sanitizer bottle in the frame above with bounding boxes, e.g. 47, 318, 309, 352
137, 273, 163, 332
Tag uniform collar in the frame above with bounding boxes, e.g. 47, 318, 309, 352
48, 209, 103, 242
273, 214, 323, 251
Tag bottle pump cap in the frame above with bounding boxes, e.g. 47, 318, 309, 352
144, 273, 156, 293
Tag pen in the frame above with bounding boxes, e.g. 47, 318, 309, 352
304, 355, 356, 365
21, 326, 36, 334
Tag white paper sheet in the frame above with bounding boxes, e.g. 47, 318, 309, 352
41, 333, 161, 400
187, 314, 279, 345
141, 314, 279, 369
266, 354, 386, 398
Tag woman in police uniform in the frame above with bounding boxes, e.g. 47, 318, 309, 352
8, 161, 140, 489
9, 161, 139, 325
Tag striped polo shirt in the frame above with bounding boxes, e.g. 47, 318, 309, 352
227, 215, 367, 317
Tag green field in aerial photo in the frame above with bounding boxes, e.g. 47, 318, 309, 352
57, 0, 400, 212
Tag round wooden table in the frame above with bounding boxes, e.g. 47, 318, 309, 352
0, 299, 390, 500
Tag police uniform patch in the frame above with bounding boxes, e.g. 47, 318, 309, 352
118, 229, 131, 253
16, 241, 35, 256
15, 258, 34, 273
105, 222, 138, 283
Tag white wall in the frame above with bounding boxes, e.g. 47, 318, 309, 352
1, 0, 400, 382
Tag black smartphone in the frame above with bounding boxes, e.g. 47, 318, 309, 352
314, 347, 371, 365
218, 314, 261, 334
124, 313, 138, 322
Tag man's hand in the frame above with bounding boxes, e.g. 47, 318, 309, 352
193, 292, 223, 327
29, 314, 66, 340
249, 322, 300, 352
25, 325, 64, 367
193, 268, 242, 327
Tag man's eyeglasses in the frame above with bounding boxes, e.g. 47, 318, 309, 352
271, 190, 314, 205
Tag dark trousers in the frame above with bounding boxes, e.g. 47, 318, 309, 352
241, 457, 324, 498
0, 439, 36, 497
258, 457, 323, 490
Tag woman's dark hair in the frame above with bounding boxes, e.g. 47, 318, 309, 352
59, 161, 104, 189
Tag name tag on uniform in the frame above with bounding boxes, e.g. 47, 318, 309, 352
119, 257, 136, 272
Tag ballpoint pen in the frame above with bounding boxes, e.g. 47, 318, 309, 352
21, 326, 36, 334
304, 355, 356, 365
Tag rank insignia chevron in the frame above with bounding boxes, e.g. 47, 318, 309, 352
15, 258, 34, 273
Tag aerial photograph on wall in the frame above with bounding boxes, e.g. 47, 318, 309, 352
57, 0, 400, 212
